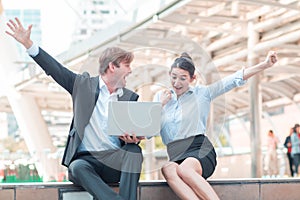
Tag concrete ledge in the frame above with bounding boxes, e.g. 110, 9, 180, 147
1, 178, 300, 200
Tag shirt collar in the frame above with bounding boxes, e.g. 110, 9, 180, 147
188, 86, 195, 93
99, 76, 123, 97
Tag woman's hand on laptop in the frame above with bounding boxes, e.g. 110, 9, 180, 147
119, 133, 145, 144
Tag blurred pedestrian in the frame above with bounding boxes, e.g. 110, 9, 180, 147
291, 124, 300, 177
284, 127, 294, 177
265, 130, 279, 177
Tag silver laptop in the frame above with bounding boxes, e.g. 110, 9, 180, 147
107, 101, 162, 136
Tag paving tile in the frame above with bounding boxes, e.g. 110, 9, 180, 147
62, 191, 93, 200
59, 186, 133, 200
16, 188, 57, 200
0, 189, 14, 200
139, 185, 180, 200
260, 183, 300, 200
213, 183, 259, 200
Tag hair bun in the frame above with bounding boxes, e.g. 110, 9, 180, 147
180, 52, 191, 59
180, 52, 194, 65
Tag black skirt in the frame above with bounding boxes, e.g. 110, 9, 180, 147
166, 134, 217, 179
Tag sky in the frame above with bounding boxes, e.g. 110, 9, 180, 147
0, 0, 80, 97
2, 0, 78, 55
1, 0, 174, 56
0, 0, 148, 95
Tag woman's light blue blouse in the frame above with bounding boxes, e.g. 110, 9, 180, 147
153, 69, 247, 145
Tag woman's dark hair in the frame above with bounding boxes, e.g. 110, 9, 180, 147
171, 52, 195, 78
293, 124, 300, 133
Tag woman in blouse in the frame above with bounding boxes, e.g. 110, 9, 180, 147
154, 51, 277, 200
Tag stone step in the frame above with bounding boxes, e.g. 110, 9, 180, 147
1, 178, 300, 200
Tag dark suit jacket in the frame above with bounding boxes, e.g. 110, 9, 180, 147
32, 48, 139, 167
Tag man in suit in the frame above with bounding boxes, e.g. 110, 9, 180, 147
6, 17, 144, 200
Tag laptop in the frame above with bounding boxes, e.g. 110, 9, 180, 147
107, 101, 162, 137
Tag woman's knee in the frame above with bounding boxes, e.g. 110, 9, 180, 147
161, 163, 178, 180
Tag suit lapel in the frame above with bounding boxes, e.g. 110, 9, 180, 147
92, 76, 100, 105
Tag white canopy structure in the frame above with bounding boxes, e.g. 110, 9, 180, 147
1, 0, 300, 178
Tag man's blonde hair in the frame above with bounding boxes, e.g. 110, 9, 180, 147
98, 47, 134, 75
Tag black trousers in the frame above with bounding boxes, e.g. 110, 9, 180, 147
68, 144, 143, 200
287, 152, 294, 176
293, 153, 300, 175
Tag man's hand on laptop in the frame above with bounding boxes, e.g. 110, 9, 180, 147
119, 133, 145, 144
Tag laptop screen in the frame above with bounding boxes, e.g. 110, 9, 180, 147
107, 101, 162, 137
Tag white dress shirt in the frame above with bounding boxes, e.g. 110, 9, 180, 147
78, 77, 123, 152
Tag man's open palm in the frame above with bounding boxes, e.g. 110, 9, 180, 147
6, 17, 33, 49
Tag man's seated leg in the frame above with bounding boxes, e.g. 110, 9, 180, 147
68, 156, 124, 200
119, 143, 143, 200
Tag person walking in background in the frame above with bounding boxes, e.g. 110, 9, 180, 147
291, 124, 300, 177
154, 50, 277, 200
264, 130, 279, 177
6, 17, 144, 200
284, 127, 294, 177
